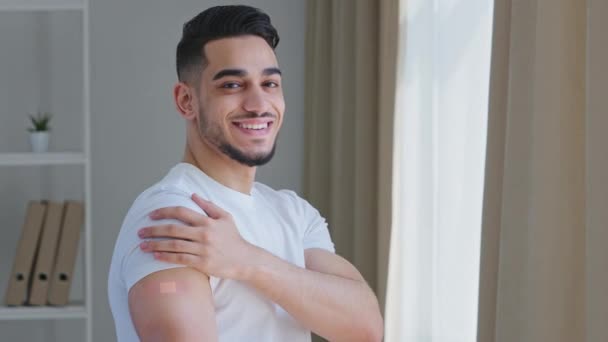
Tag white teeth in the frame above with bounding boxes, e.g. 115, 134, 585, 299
238, 123, 269, 130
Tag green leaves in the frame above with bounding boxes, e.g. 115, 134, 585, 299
28, 112, 52, 132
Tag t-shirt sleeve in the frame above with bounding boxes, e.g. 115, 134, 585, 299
286, 191, 335, 253
120, 187, 214, 292
122, 230, 185, 292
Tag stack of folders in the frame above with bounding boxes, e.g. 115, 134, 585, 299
4, 200, 84, 307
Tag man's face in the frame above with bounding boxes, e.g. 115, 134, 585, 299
194, 35, 285, 167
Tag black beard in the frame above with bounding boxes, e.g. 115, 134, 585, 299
218, 140, 277, 167
198, 107, 277, 167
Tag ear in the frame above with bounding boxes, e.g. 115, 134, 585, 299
173, 82, 198, 120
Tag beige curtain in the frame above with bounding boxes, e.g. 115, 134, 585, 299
477, 0, 608, 341
586, 1, 608, 341
304, 0, 398, 311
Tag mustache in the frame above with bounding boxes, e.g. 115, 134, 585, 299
231, 112, 276, 120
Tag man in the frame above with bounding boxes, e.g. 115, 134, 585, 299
108, 5, 383, 342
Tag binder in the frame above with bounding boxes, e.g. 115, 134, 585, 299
48, 200, 84, 306
28, 201, 65, 306
4, 201, 48, 306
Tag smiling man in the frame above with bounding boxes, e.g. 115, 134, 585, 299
107, 5, 383, 342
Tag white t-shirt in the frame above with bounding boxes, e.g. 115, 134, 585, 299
108, 162, 335, 342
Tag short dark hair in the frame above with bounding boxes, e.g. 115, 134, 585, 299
176, 5, 280, 84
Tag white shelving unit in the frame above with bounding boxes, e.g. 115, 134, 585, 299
0, 0, 83, 11
0, 153, 87, 166
0, 302, 87, 320
0, 0, 91, 340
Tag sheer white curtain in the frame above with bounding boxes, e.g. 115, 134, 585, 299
385, 0, 494, 341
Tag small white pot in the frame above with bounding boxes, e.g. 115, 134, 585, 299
29, 131, 50, 153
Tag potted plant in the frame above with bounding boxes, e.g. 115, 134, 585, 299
28, 111, 52, 153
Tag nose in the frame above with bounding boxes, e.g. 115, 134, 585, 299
242, 86, 270, 115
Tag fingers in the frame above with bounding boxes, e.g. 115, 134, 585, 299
150, 205, 211, 226
152, 251, 201, 267
140, 239, 202, 256
191, 193, 226, 220
138, 224, 206, 242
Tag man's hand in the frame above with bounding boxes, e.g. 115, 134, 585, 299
137, 193, 255, 280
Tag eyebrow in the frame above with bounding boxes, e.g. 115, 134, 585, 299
212, 67, 282, 80
262, 67, 282, 77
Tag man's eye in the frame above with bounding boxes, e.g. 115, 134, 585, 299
264, 81, 279, 88
222, 82, 241, 89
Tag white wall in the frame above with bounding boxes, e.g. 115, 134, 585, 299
89, 0, 307, 341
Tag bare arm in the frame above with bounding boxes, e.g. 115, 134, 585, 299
128, 267, 217, 342
242, 247, 384, 342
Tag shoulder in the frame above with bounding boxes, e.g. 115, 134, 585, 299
124, 184, 190, 225
125, 165, 200, 221
113, 173, 201, 268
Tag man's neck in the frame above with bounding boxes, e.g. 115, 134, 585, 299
182, 135, 256, 195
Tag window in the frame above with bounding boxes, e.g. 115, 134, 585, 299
386, 0, 494, 341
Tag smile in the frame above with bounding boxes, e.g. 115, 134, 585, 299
237, 122, 270, 130
231, 120, 275, 136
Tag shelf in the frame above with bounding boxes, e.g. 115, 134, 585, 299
0, 0, 92, 338
0, 0, 83, 11
0, 153, 87, 166
0, 303, 86, 320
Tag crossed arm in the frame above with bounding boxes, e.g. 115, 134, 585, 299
245, 246, 384, 342
128, 194, 383, 341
